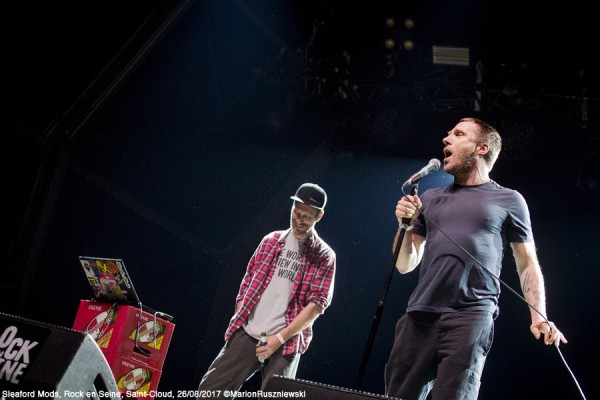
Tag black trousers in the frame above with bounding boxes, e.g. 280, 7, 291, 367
385, 310, 495, 400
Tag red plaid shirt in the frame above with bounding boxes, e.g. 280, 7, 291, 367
225, 228, 336, 355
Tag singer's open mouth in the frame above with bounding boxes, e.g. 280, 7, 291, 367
443, 149, 452, 161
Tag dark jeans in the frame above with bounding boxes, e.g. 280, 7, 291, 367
198, 329, 300, 399
385, 310, 494, 400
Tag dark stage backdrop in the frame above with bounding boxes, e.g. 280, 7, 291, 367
4, 1, 598, 399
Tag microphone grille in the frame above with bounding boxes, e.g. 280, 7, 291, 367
429, 158, 441, 171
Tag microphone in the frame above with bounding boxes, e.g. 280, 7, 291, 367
402, 158, 441, 188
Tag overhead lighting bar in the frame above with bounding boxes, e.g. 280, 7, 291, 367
432, 46, 470, 66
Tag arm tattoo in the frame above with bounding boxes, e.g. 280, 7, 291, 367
522, 271, 532, 293
522, 270, 542, 303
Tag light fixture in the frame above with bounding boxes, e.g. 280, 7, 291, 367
432, 46, 470, 66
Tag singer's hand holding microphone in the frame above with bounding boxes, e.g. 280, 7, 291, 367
396, 195, 421, 223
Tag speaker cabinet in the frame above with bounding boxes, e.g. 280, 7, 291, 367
265, 375, 399, 400
0, 312, 119, 399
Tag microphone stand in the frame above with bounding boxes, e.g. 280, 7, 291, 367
353, 183, 419, 390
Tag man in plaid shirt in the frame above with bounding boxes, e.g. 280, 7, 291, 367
198, 183, 336, 397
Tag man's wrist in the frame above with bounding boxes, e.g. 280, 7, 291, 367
399, 221, 414, 231
276, 333, 285, 345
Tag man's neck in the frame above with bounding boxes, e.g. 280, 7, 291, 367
454, 163, 490, 186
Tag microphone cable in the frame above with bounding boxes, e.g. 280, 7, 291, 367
400, 185, 587, 400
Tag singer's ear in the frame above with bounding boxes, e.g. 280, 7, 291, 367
477, 142, 489, 156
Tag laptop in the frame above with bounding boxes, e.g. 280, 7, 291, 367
78, 256, 172, 320
79, 256, 141, 304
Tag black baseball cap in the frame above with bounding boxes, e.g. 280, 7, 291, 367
290, 183, 327, 210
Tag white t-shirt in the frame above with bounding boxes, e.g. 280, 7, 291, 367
244, 234, 304, 338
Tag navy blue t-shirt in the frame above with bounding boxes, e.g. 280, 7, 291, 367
409, 180, 533, 314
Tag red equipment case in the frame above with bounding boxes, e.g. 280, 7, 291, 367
73, 299, 175, 398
